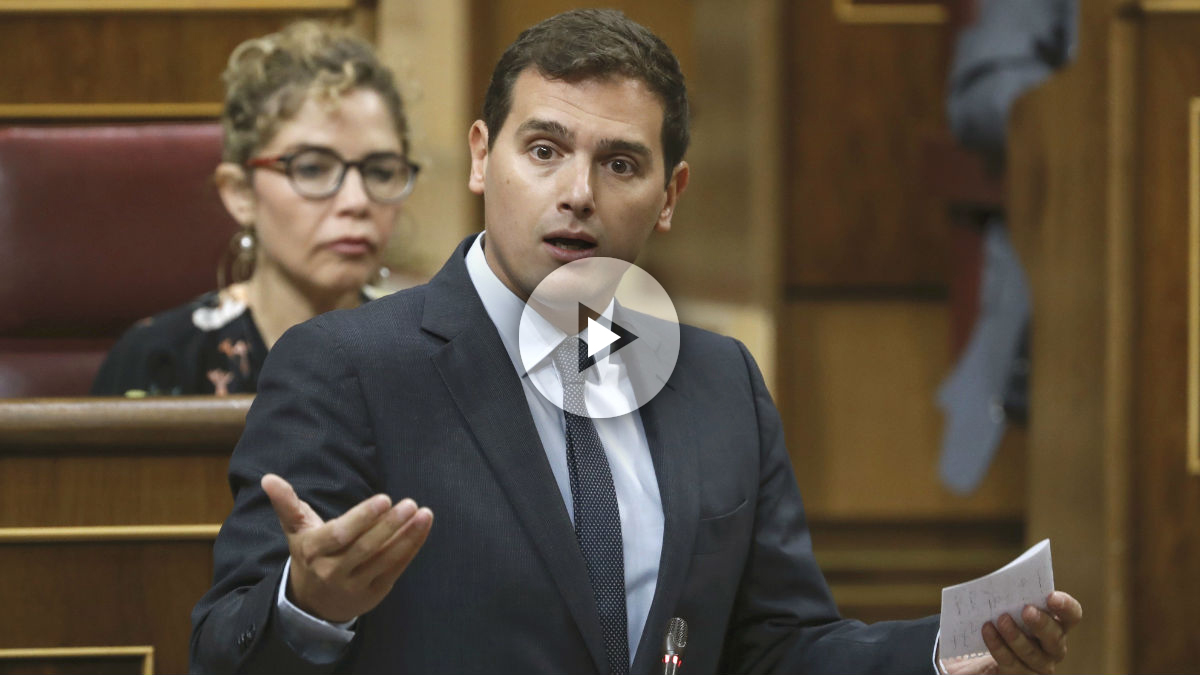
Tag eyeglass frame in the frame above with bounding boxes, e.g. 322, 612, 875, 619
245, 146, 420, 204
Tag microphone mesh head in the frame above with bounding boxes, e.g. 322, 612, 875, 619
667, 617, 688, 650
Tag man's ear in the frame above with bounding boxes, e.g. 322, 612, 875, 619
655, 161, 690, 233
468, 120, 489, 196
214, 163, 256, 227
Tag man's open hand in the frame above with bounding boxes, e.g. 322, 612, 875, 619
262, 473, 433, 623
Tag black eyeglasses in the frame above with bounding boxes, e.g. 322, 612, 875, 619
247, 146, 420, 204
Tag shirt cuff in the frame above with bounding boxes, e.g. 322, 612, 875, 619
275, 557, 357, 663
932, 629, 943, 674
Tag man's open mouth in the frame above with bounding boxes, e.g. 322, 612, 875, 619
545, 237, 597, 251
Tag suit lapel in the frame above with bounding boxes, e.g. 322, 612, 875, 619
423, 239, 608, 674
630, 380, 700, 674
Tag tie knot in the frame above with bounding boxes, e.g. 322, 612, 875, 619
552, 336, 588, 386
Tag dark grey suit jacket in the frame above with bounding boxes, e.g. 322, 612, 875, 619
190, 236, 938, 674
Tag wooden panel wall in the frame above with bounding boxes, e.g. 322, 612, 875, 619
1010, 1, 1200, 671
777, 4, 1022, 510
0, 2, 373, 119
782, 302, 1025, 519
778, 0, 1026, 622
1007, 17, 1121, 672
641, 0, 782, 381
1132, 11, 1200, 673
0, 398, 246, 675
783, 1, 950, 289
376, 0, 476, 279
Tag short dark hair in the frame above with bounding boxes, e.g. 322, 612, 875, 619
482, 8, 690, 184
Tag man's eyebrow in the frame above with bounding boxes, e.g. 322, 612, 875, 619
515, 118, 574, 142
514, 119, 653, 160
597, 138, 653, 160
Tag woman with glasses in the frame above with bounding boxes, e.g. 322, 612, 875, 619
92, 21, 417, 396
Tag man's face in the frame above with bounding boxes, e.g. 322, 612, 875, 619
468, 69, 689, 301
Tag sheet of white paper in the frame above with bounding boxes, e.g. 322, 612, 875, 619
938, 538, 1054, 661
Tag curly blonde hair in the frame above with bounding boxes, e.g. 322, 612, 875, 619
220, 21, 410, 165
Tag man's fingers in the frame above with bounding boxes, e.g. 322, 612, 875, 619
302, 491, 395, 557
337, 499, 419, 570
982, 621, 1033, 674
1023, 605, 1067, 661
1047, 592, 1083, 632
262, 474, 321, 535
993, 614, 1058, 674
941, 654, 998, 675
361, 507, 434, 590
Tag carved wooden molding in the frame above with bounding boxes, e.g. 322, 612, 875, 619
0, 524, 221, 543
831, 0, 946, 24
0, 396, 250, 450
0, 0, 354, 11
1189, 98, 1200, 475
1138, 0, 1200, 13
815, 547, 1017, 572
0, 646, 154, 675
0, 102, 222, 119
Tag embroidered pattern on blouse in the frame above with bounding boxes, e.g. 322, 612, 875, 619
191, 296, 248, 332
218, 338, 252, 377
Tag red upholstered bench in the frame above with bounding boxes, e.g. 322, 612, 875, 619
0, 123, 233, 396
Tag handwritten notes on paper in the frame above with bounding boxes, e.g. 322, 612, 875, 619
938, 539, 1054, 661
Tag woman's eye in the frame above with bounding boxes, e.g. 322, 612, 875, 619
366, 167, 398, 182
294, 163, 330, 179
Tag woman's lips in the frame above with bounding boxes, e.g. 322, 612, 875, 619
327, 238, 375, 256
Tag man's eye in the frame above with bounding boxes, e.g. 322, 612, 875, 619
609, 159, 635, 175
532, 145, 555, 161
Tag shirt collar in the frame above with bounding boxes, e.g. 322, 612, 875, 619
464, 232, 617, 379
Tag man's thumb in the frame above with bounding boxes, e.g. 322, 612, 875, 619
262, 473, 315, 535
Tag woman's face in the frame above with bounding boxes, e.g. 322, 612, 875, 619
247, 87, 406, 298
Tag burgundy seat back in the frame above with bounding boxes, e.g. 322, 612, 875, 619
0, 123, 233, 396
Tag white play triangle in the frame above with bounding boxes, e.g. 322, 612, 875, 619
585, 317, 620, 357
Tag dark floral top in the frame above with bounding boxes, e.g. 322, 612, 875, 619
91, 291, 268, 396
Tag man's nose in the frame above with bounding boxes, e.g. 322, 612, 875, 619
557, 158, 595, 218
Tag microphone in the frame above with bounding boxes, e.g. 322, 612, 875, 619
662, 617, 688, 675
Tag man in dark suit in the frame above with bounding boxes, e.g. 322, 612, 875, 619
191, 9, 1080, 674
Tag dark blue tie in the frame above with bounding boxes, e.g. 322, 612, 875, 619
553, 337, 629, 675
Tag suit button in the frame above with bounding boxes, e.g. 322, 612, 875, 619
237, 628, 254, 652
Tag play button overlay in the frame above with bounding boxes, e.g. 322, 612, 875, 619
519, 257, 679, 418
586, 317, 621, 356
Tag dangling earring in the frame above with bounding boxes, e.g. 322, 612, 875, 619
233, 226, 256, 283
364, 264, 392, 300
217, 225, 257, 289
